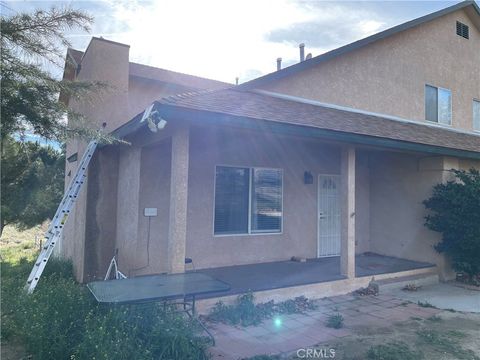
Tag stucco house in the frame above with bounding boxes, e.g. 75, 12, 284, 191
61, 1, 480, 303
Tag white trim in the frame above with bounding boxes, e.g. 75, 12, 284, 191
213, 164, 284, 237
317, 174, 341, 258
425, 84, 452, 126
473, 99, 480, 132
253, 89, 480, 138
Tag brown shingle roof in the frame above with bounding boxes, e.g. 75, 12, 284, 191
129, 62, 230, 90
158, 88, 480, 154
65, 47, 231, 90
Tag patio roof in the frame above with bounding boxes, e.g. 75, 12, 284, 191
113, 88, 480, 160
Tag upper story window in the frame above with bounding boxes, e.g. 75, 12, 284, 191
474, 100, 480, 131
425, 85, 452, 125
214, 166, 283, 235
456, 21, 469, 39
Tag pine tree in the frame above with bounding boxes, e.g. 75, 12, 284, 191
1, 6, 109, 142
0, 6, 110, 235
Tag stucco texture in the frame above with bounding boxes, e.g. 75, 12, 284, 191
260, 9, 480, 132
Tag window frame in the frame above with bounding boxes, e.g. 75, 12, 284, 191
213, 164, 284, 237
473, 99, 480, 132
425, 84, 452, 126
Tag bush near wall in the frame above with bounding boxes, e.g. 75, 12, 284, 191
424, 169, 480, 280
1, 256, 210, 360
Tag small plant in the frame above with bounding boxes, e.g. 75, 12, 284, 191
417, 301, 435, 308
354, 279, 379, 296
427, 315, 442, 322
275, 296, 318, 314
402, 283, 421, 292
325, 313, 344, 329
209, 292, 267, 326
208, 293, 317, 327
367, 341, 423, 360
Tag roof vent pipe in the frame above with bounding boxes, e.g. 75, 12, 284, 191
299, 43, 305, 62
277, 57, 282, 71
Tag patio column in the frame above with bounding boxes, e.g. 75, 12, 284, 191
341, 146, 356, 279
167, 125, 190, 273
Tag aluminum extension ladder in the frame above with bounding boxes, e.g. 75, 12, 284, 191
25, 140, 98, 294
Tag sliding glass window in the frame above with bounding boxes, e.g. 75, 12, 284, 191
214, 166, 283, 235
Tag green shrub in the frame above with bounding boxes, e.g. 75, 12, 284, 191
325, 313, 344, 329
74, 305, 209, 360
208, 293, 317, 327
17, 275, 94, 359
417, 301, 435, 308
1, 256, 210, 359
424, 169, 480, 277
209, 292, 267, 326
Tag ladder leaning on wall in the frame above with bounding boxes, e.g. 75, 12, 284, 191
25, 140, 98, 294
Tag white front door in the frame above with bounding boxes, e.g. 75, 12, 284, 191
317, 175, 341, 257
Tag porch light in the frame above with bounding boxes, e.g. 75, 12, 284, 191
304, 171, 313, 184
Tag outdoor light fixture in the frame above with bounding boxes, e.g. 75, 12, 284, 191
141, 103, 168, 133
157, 118, 167, 130
304, 171, 313, 184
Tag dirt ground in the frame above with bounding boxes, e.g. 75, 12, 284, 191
304, 311, 480, 360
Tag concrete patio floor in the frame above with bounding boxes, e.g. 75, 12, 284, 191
207, 293, 443, 359
384, 282, 480, 313
197, 253, 434, 299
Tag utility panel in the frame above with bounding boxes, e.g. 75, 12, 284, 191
144, 208, 158, 217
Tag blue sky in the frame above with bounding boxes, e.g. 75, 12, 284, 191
3, 0, 459, 83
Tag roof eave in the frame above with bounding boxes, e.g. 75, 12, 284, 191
112, 102, 480, 160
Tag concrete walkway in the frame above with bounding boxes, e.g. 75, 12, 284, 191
208, 294, 442, 359
383, 282, 480, 313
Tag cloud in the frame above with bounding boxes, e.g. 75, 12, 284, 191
266, 1, 456, 55
266, 2, 388, 52
4, 0, 458, 84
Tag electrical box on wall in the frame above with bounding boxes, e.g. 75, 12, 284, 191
144, 208, 158, 217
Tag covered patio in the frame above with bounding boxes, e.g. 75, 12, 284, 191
197, 252, 435, 299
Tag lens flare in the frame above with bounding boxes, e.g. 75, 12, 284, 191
274, 316, 282, 328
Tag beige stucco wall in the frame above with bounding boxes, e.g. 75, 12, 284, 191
182, 125, 374, 269
83, 147, 119, 281
61, 38, 213, 279
259, 9, 480, 132
366, 152, 476, 280
80, 121, 478, 280
133, 141, 172, 276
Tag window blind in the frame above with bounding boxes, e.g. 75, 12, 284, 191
251, 168, 282, 233
214, 166, 249, 235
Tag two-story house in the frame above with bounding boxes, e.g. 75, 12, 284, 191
61, 1, 480, 304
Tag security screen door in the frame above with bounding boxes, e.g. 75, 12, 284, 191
317, 175, 341, 257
